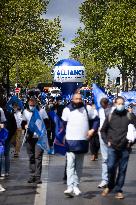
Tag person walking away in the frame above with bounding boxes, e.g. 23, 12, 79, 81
62, 93, 99, 197
101, 96, 136, 199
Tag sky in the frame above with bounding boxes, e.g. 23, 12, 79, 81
45, 0, 84, 60
45, 0, 120, 79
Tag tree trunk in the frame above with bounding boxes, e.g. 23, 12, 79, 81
132, 68, 136, 90
121, 70, 126, 91
6, 67, 10, 98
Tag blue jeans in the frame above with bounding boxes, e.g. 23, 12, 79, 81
107, 146, 130, 192
0, 141, 10, 175
0, 152, 3, 176
66, 152, 84, 188
99, 133, 108, 183
4, 141, 10, 173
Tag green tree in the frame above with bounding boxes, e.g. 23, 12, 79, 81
97, 0, 136, 90
0, 0, 63, 94
70, 0, 108, 85
70, 0, 136, 89
9, 56, 52, 87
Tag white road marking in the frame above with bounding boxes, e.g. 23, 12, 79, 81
34, 154, 49, 205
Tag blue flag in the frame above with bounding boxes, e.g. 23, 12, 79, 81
41, 92, 47, 105
0, 128, 9, 154
92, 83, 107, 110
0, 145, 4, 155
121, 91, 136, 105
6, 95, 24, 112
48, 111, 66, 155
28, 108, 48, 151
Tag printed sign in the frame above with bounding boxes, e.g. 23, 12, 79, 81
53, 66, 86, 83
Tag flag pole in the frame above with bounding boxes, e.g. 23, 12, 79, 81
21, 128, 28, 149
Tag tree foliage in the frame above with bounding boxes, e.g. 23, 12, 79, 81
0, 0, 63, 89
97, 0, 136, 68
70, 0, 136, 88
9, 56, 52, 87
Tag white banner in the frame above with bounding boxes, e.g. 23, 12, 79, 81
53, 66, 86, 83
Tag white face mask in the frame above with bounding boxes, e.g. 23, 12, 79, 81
58, 101, 63, 105
116, 104, 125, 112
29, 106, 35, 111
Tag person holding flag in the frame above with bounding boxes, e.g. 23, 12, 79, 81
21, 98, 49, 184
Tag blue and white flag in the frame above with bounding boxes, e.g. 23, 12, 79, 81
28, 108, 48, 151
41, 92, 47, 105
48, 111, 66, 155
120, 91, 136, 105
6, 95, 24, 112
92, 83, 107, 110
0, 145, 4, 155
0, 128, 9, 154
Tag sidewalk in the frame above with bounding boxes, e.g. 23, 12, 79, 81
0, 146, 136, 205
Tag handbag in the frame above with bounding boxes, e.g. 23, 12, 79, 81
126, 124, 136, 143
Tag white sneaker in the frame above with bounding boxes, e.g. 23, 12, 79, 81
64, 187, 74, 197
97, 181, 108, 188
0, 184, 6, 192
73, 186, 81, 196
0, 174, 5, 180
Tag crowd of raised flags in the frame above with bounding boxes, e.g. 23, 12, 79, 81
0, 83, 136, 156
93, 84, 136, 109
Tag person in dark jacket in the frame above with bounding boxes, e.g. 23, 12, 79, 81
89, 101, 100, 161
0, 99, 17, 177
101, 96, 136, 199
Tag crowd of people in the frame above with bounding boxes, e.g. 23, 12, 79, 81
0, 89, 136, 201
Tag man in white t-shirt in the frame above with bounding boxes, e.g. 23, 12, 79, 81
21, 98, 48, 184
62, 93, 99, 197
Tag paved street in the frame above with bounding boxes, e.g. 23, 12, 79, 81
0, 146, 136, 205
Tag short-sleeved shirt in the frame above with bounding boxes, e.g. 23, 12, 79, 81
62, 105, 97, 141
22, 108, 48, 124
14, 111, 22, 128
